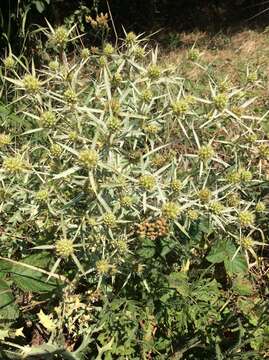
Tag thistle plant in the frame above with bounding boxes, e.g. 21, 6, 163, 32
0, 23, 269, 360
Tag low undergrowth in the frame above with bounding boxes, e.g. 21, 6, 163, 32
0, 22, 269, 359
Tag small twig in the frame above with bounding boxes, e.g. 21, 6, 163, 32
106, 0, 118, 48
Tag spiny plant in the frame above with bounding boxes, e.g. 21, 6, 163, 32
0, 21, 269, 359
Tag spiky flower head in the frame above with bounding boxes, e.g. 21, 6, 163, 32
3, 156, 28, 173
162, 201, 180, 220
120, 195, 134, 207
240, 168, 252, 182
210, 201, 224, 215
245, 133, 257, 144
98, 55, 107, 67
81, 48, 90, 60
171, 179, 183, 192
227, 193, 240, 207
258, 144, 269, 159
103, 43, 114, 56
226, 170, 241, 184
40, 111, 57, 128
238, 210, 255, 227
50, 144, 62, 158
214, 93, 228, 111
143, 124, 160, 135
198, 145, 215, 162
0, 133, 11, 147
64, 89, 77, 105
147, 64, 161, 80
255, 202, 266, 213
68, 131, 79, 142
126, 31, 137, 44
96, 259, 111, 275
55, 238, 74, 258
78, 149, 99, 169
188, 48, 200, 61
103, 212, 117, 228
3, 56, 15, 69
141, 89, 153, 103
139, 174, 156, 191
240, 236, 254, 249
171, 100, 189, 116
23, 74, 41, 94
112, 72, 123, 85
35, 189, 49, 202
48, 60, 59, 71
187, 209, 199, 220
198, 188, 212, 203
133, 46, 145, 58
51, 26, 69, 47
107, 116, 121, 131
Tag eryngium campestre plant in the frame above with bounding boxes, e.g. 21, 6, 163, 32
1, 24, 269, 359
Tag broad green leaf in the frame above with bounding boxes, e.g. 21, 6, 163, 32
233, 276, 253, 296
206, 240, 236, 264
167, 272, 189, 297
0, 279, 19, 321
11, 253, 60, 293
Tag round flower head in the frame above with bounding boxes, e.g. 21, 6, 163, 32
141, 89, 153, 103
0, 133, 11, 147
198, 145, 215, 162
120, 195, 134, 207
198, 188, 212, 203
50, 26, 69, 47
78, 149, 99, 169
35, 189, 49, 202
81, 48, 90, 60
238, 210, 255, 227
187, 209, 199, 221
107, 116, 121, 131
40, 111, 57, 128
258, 144, 269, 159
55, 238, 74, 258
139, 175, 156, 191
112, 72, 123, 85
143, 124, 160, 135
255, 202, 266, 213
239, 168, 252, 182
227, 193, 240, 207
210, 201, 224, 215
48, 60, 59, 71
3, 56, 15, 69
103, 43, 114, 56
214, 93, 228, 111
50, 144, 62, 158
133, 46, 145, 58
226, 170, 241, 184
126, 31, 137, 44
171, 179, 183, 192
188, 48, 200, 61
240, 236, 254, 249
3, 156, 28, 173
162, 202, 180, 220
96, 259, 111, 275
171, 100, 189, 116
103, 212, 117, 228
147, 64, 161, 80
64, 89, 77, 105
23, 74, 41, 94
